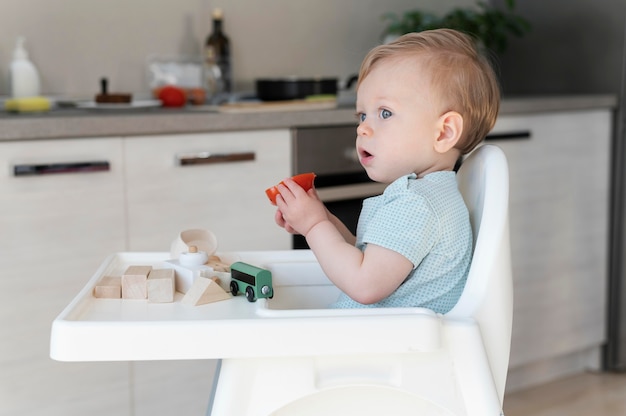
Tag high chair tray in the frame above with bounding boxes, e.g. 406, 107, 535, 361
50, 251, 441, 362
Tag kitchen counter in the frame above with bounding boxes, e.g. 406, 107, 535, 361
0, 94, 617, 142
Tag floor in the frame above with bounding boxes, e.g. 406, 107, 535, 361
503, 371, 626, 416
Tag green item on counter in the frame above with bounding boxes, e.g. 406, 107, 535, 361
305, 94, 337, 102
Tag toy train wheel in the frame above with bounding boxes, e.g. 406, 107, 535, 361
230, 281, 239, 296
245, 286, 256, 302
261, 285, 273, 299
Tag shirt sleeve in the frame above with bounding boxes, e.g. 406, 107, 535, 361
360, 193, 439, 269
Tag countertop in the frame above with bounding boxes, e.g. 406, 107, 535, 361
0, 94, 617, 142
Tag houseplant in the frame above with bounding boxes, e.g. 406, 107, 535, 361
381, 0, 530, 54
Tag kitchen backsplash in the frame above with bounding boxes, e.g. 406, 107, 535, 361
0, 0, 474, 98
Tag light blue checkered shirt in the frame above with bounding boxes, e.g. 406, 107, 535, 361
331, 171, 472, 314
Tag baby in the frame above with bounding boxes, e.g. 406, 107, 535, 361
273, 29, 500, 313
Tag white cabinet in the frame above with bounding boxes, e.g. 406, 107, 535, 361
0, 130, 292, 416
0, 138, 130, 416
488, 109, 611, 388
131, 360, 219, 416
124, 130, 292, 252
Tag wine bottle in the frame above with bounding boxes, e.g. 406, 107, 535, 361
204, 8, 231, 95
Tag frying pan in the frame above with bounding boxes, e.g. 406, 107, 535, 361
256, 78, 338, 101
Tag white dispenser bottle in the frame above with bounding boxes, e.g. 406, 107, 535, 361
9, 37, 41, 98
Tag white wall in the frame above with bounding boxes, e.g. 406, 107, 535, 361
0, 0, 473, 97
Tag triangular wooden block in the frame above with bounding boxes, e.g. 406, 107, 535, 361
181, 277, 231, 306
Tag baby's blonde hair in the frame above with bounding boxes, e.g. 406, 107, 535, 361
358, 29, 500, 154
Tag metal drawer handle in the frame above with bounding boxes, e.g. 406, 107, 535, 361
13, 160, 110, 177
486, 130, 531, 141
177, 151, 256, 166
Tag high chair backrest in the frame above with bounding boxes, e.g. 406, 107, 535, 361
446, 144, 513, 402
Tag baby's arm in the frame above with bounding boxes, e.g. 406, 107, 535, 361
276, 178, 411, 304
306, 221, 412, 304
325, 211, 356, 246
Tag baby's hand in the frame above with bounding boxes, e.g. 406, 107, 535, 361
274, 209, 298, 234
266, 172, 316, 205
276, 178, 328, 237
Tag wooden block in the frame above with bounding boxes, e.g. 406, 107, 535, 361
207, 261, 230, 272
94, 276, 121, 299
121, 265, 152, 299
147, 268, 175, 303
181, 277, 231, 306
207, 255, 230, 272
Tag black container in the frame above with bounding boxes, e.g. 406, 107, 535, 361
256, 78, 337, 101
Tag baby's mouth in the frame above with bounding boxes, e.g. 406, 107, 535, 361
358, 148, 373, 164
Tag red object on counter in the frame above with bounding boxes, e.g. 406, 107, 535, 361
157, 85, 186, 107
265, 172, 316, 205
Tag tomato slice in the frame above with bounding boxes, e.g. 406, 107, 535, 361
265, 172, 316, 205
291, 172, 316, 192
265, 187, 280, 205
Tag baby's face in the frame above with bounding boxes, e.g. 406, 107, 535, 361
355, 55, 446, 184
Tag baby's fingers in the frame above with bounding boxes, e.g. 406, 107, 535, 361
274, 209, 286, 227
282, 178, 308, 197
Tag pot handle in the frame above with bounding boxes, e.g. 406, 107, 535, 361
345, 74, 359, 90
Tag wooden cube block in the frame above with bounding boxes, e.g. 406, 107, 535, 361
181, 277, 231, 306
94, 276, 121, 299
147, 268, 175, 303
121, 265, 152, 299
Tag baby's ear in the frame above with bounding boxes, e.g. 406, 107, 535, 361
435, 111, 463, 153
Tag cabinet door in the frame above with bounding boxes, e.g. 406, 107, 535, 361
489, 109, 611, 369
125, 130, 291, 252
132, 360, 219, 416
0, 138, 129, 416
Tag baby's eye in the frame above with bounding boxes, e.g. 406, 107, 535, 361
380, 109, 392, 119
356, 112, 366, 123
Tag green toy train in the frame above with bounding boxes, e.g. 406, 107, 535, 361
229, 262, 273, 302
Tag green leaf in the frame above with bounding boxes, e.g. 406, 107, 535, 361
380, 0, 531, 53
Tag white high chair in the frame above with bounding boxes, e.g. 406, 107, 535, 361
208, 144, 512, 416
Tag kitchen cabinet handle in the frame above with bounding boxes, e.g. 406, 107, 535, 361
485, 130, 532, 141
177, 151, 256, 166
13, 160, 110, 177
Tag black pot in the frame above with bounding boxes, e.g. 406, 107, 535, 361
256, 78, 338, 101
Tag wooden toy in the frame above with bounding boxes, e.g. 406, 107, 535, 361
163, 258, 212, 294
179, 245, 209, 267
181, 276, 231, 306
229, 262, 273, 302
121, 265, 152, 299
207, 255, 230, 272
170, 228, 217, 259
147, 268, 175, 303
93, 276, 121, 299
